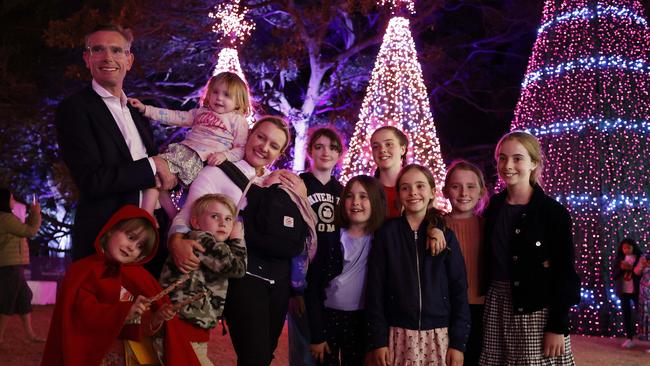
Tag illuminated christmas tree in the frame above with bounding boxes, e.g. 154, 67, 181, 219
511, 0, 650, 335
341, 15, 448, 210
208, 0, 254, 80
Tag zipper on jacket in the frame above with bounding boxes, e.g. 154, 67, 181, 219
414, 230, 422, 330
245, 271, 275, 284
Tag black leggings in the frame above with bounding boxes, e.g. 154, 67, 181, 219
464, 304, 485, 366
620, 293, 638, 339
318, 308, 366, 366
225, 274, 291, 366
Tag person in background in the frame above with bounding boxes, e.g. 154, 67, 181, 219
370, 126, 408, 218
369, 125, 447, 252
0, 188, 43, 344
613, 238, 642, 348
634, 248, 650, 352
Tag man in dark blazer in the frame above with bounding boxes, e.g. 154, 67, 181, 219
57, 24, 176, 263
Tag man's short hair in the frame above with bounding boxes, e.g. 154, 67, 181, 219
84, 24, 134, 47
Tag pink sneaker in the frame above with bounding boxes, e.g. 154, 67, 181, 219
621, 339, 634, 349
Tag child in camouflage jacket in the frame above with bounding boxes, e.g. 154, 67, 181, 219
159, 193, 246, 364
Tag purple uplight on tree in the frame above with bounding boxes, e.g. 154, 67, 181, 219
341, 16, 449, 211
511, 0, 650, 335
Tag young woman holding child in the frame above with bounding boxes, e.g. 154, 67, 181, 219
443, 160, 489, 366
305, 175, 386, 365
168, 116, 313, 366
366, 164, 470, 366
479, 131, 580, 365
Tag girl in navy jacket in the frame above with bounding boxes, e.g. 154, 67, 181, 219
366, 164, 470, 366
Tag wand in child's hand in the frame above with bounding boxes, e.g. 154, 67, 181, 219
172, 290, 209, 312
147, 273, 191, 303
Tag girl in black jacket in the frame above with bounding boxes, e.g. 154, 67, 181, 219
366, 164, 470, 366
480, 131, 580, 365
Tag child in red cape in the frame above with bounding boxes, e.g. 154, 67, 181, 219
41, 205, 200, 366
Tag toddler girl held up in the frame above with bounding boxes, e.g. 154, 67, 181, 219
130, 71, 251, 217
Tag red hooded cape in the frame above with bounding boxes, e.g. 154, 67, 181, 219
41, 205, 200, 366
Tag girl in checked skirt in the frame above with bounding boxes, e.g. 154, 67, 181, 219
479, 131, 580, 365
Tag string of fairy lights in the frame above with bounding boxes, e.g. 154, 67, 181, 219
212, 48, 245, 77
512, 0, 650, 335
378, 0, 415, 14
208, 0, 255, 48
340, 15, 449, 211
521, 55, 650, 88
526, 118, 650, 136
537, 4, 647, 34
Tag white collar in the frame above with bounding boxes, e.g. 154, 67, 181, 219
92, 80, 128, 107
234, 159, 270, 181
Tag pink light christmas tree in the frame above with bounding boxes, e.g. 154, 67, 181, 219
341, 15, 449, 210
511, 0, 650, 335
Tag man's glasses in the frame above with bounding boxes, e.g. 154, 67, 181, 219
86, 45, 131, 58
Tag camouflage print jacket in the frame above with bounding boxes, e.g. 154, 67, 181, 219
159, 230, 247, 329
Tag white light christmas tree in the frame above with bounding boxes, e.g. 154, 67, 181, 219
209, 0, 255, 47
212, 47, 245, 78
512, 0, 650, 335
341, 16, 449, 211
208, 0, 255, 125
378, 0, 415, 15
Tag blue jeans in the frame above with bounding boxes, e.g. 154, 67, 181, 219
288, 306, 316, 366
